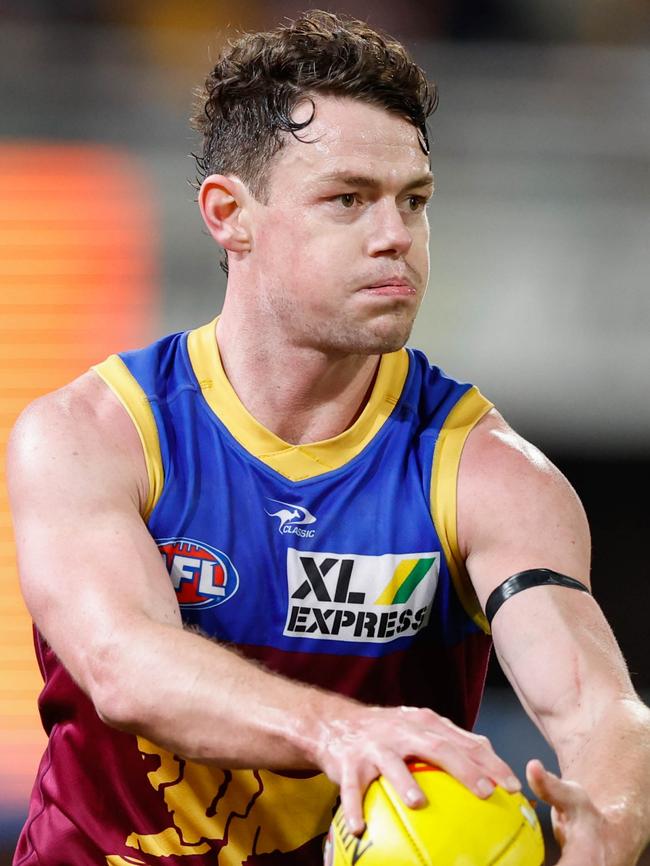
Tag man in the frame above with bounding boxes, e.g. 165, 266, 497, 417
7, 10, 650, 866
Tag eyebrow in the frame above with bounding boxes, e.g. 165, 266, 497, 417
316, 171, 435, 192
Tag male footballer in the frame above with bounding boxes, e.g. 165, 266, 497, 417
8, 10, 650, 865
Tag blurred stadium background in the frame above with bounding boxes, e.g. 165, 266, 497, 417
0, 1, 648, 863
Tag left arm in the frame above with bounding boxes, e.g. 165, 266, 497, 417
458, 409, 650, 866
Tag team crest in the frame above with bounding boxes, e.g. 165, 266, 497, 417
158, 538, 239, 609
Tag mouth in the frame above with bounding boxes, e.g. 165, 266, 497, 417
359, 277, 417, 297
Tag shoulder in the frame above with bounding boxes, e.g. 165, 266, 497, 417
456, 408, 591, 606
404, 349, 491, 428
459, 408, 567, 497
11, 367, 129, 433
7, 370, 148, 514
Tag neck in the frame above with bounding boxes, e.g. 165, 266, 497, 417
215, 305, 381, 446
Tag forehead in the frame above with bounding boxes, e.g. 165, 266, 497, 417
267, 95, 430, 192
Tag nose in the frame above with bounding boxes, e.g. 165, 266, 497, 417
366, 199, 413, 258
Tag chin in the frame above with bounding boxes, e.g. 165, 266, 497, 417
364, 333, 410, 354
325, 319, 414, 356
365, 314, 415, 353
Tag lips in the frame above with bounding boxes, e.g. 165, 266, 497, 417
361, 277, 416, 296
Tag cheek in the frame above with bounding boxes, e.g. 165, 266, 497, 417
253, 203, 366, 291
255, 210, 309, 268
411, 221, 430, 265
251, 227, 288, 281
410, 215, 429, 243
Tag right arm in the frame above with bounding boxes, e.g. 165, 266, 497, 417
7, 371, 517, 832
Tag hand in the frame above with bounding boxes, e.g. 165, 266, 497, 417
315, 704, 521, 835
526, 759, 640, 866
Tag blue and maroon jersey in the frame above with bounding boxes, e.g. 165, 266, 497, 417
15, 320, 493, 866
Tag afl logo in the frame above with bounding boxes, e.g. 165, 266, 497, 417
158, 538, 239, 610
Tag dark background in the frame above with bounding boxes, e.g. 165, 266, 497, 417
486, 454, 648, 693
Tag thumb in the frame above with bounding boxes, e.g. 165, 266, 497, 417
526, 759, 573, 849
526, 759, 561, 805
526, 759, 586, 814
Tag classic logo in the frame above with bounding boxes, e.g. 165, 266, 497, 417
284, 548, 439, 643
158, 538, 239, 610
266, 498, 317, 538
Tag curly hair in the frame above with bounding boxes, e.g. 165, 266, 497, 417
192, 10, 438, 203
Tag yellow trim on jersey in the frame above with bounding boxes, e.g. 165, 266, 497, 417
187, 319, 409, 482
430, 387, 493, 634
92, 354, 164, 520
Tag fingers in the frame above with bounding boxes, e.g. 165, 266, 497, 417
526, 758, 555, 800
375, 751, 428, 810
396, 709, 521, 795
318, 705, 522, 836
526, 759, 567, 846
407, 719, 520, 796
526, 759, 587, 814
338, 762, 368, 836
415, 736, 504, 799
339, 755, 427, 836
526, 759, 606, 861
451, 731, 521, 795
339, 740, 509, 837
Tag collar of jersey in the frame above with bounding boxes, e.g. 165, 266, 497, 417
187, 318, 410, 482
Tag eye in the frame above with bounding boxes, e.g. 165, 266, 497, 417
338, 193, 357, 208
406, 195, 428, 212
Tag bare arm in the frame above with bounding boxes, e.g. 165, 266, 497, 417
458, 409, 650, 865
7, 372, 518, 834
7, 372, 320, 766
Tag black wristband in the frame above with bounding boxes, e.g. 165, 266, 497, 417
485, 568, 590, 627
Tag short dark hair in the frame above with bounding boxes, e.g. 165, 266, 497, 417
191, 10, 438, 270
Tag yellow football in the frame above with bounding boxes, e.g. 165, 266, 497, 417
324, 762, 545, 866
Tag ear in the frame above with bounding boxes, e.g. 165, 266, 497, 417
198, 174, 251, 254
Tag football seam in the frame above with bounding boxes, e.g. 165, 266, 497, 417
487, 820, 529, 866
378, 778, 431, 866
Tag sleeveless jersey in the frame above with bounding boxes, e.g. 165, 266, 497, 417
15, 320, 493, 866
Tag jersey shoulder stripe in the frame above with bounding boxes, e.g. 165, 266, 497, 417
92, 353, 164, 519
430, 386, 493, 633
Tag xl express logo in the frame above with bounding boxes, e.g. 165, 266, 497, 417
284, 549, 439, 643
158, 538, 239, 610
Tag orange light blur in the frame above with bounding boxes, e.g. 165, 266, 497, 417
0, 142, 157, 811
